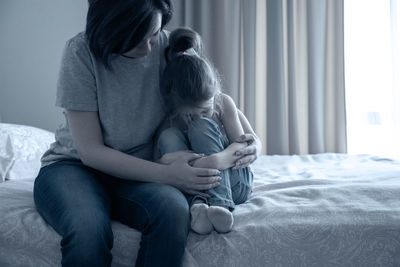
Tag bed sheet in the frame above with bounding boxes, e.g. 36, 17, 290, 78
1, 153, 400, 267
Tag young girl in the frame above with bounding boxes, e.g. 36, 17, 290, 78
157, 28, 260, 234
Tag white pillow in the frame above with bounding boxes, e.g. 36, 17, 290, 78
0, 123, 55, 181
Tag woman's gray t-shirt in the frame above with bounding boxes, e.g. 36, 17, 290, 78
41, 30, 169, 167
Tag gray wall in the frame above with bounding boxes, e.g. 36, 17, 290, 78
0, 0, 88, 132
0, 0, 188, 132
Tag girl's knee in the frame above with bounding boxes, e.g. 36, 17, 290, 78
187, 118, 226, 153
188, 118, 219, 139
157, 127, 189, 155
158, 127, 185, 145
188, 117, 217, 130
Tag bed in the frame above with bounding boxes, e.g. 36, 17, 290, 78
1, 123, 400, 267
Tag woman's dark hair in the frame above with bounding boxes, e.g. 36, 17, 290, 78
161, 27, 222, 113
86, 0, 172, 68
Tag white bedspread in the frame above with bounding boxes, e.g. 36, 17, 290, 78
1, 153, 400, 266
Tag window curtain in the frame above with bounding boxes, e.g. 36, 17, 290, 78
168, 0, 347, 155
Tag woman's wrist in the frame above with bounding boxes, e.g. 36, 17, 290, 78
151, 162, 173, 184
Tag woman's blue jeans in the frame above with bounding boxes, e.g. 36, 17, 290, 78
33, 160, 190, 267
157, 117, 253, 211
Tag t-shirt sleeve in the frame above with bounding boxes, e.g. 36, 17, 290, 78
55, 37, 98, 111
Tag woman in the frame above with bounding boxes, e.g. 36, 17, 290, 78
33, 0, 261, 266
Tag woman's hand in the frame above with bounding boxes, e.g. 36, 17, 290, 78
233, 133, 262, 169
163, 151, 221, 198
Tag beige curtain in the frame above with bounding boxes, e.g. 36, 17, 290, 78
167, 0, 347, 155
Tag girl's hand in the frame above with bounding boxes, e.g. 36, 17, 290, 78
164, 152, 221, 198
233, 133, 262, 169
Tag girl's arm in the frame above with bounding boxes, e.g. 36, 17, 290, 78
191, 93, 252, 170
67, 110, 221, 196
233, 109, 262, 169
191, 110, 262, 170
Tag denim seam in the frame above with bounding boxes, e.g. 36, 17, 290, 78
112, 195, 153, 232
112, 195, 153, 266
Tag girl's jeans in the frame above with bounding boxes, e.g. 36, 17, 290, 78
157, 117, 253, 211
33, 160, 190, 267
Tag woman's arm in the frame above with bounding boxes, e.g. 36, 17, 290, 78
67, 110, 221, 196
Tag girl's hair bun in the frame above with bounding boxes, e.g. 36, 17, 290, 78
166, 27, 203, 61
161, 27, 222, 113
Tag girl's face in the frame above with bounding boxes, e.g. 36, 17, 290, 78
178, 97, 215, 122
123, 12, 162, 58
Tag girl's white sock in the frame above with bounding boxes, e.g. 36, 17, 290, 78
207, 206, 234, 233
190, 203, 213, 235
